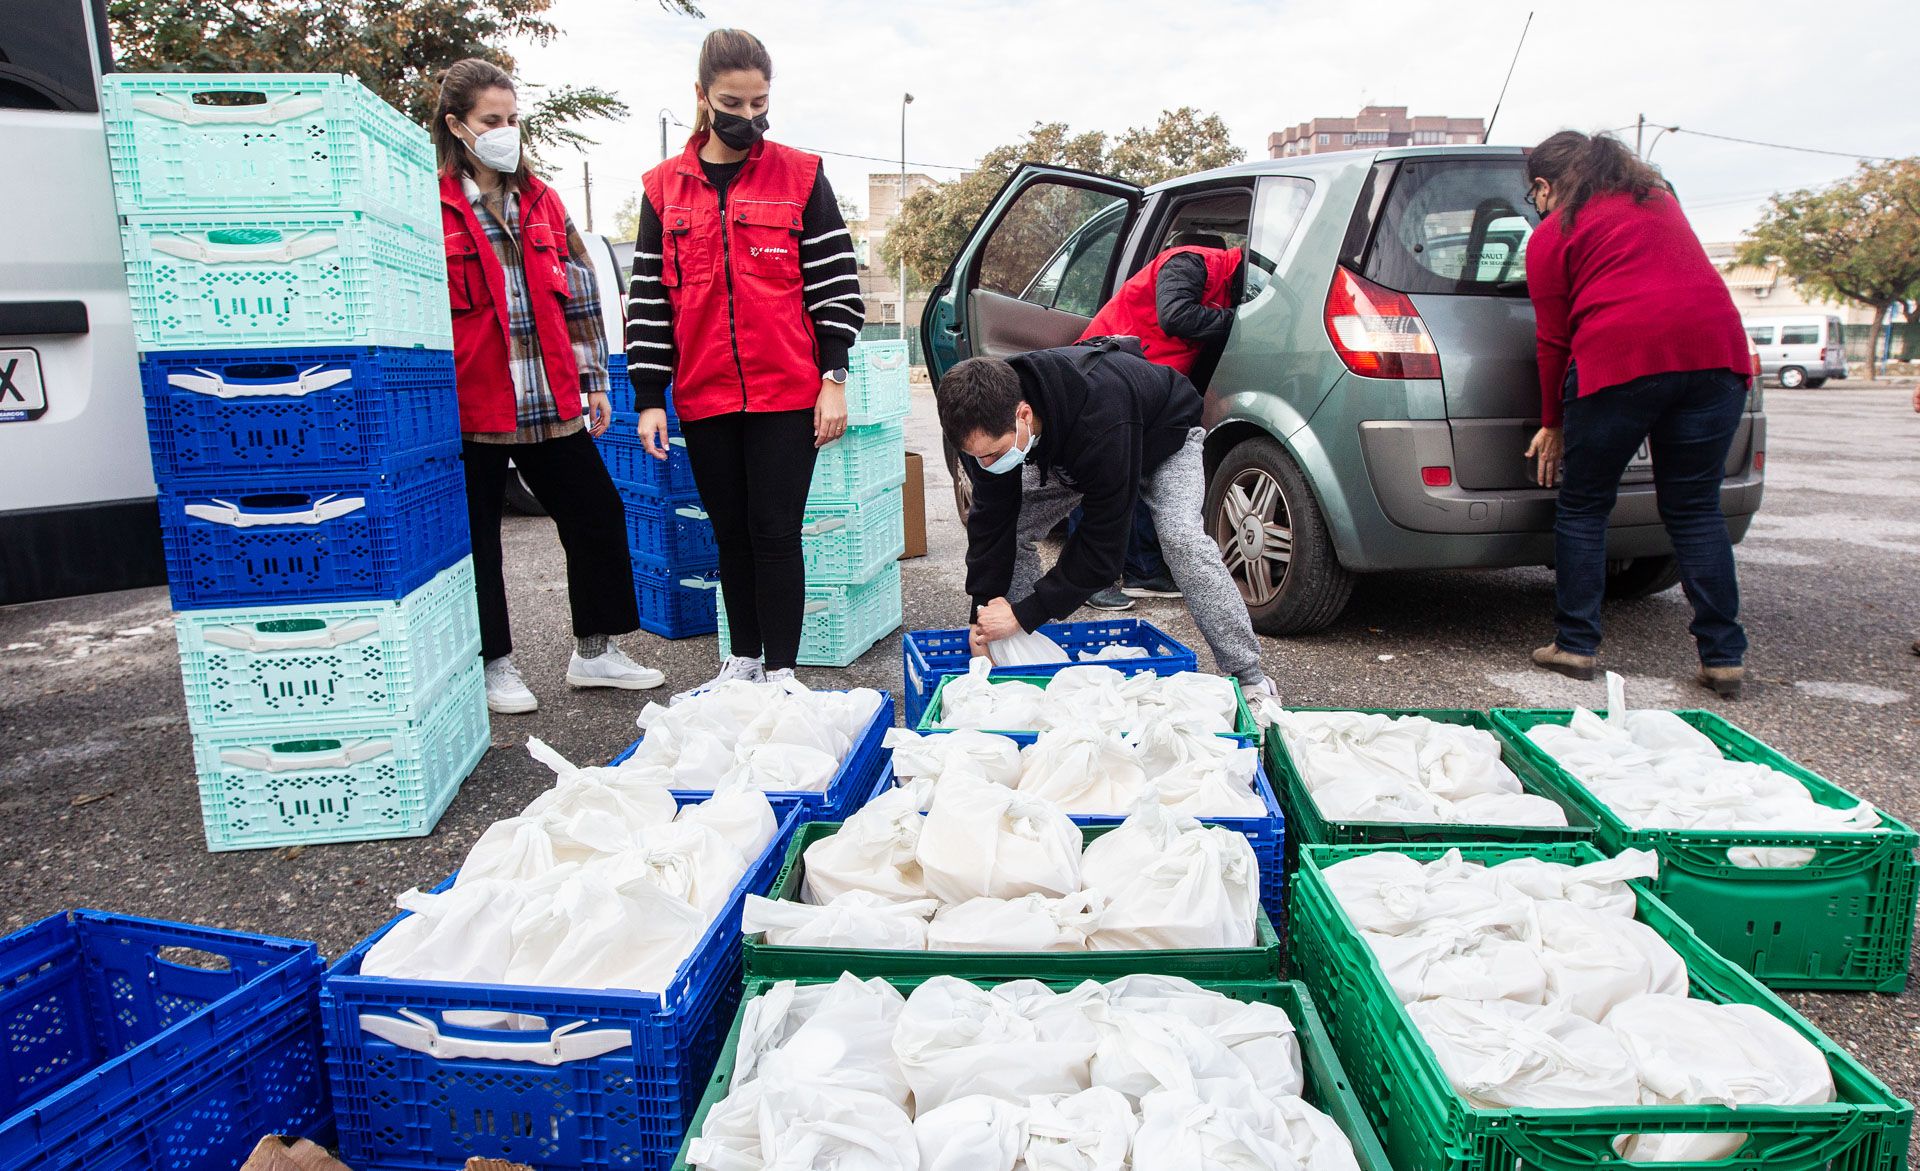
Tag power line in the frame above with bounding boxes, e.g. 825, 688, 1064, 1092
1646, 124, 1900, 162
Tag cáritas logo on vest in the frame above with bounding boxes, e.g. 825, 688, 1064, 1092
748, 244, 790, 259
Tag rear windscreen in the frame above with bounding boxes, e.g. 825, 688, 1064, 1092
0, 0, 103, 112
1362, 158, 1538, 295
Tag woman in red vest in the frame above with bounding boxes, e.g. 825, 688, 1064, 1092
435, 59, 662, 715
1522, 130, 1753, 697
626, 29, 866, 700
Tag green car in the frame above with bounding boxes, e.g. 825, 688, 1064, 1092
922, 146, 1766, 634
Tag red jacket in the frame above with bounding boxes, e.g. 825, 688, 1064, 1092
642, 135, 822, 421
1079, 245, 1242, 376
440, 170, 582, 433
1525, 190, 1750, 426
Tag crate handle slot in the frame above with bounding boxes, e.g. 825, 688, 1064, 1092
359, 1009, 632, 1065
801, 517, 848, 536
669, 436, 687, 448
183, 493, 365, 528
673, 506, 710, 521
167, 363, 353, 400
130, 92, 325, 126
149, 231, 338, 265
804, 601, 829, 614
864, 348, 906, 371
219, 737, 394, 772
200, 617, 382, 651
678, 577, 721, 590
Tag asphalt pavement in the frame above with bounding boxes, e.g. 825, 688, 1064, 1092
2, 382, 1916, 1120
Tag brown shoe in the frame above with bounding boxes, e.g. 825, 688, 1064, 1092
1532, 644, 1596, 681
1697, 665, 1744, 699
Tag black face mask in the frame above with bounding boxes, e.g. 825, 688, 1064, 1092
711, 109, 769, 151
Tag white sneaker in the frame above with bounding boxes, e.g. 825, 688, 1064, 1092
765, 667, 799, 689
670, 655, 764, 706
567, 645, 666, 691
484, 656, 539, 714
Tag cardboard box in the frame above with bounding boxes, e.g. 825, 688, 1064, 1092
901, 450, 928, 559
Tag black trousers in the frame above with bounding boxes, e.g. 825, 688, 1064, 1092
679, 409, 818, 670
461, 430, 638, 661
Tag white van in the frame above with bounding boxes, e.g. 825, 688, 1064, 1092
1743, 315, 1848, 389
0, 0, 166, 606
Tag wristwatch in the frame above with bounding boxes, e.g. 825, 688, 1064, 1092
825, 367, 849, 385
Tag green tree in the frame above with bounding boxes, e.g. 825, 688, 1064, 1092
880, 112, 1240, 288
611, 193, 644, 244
106, 0, 702, 159
1740, 158, 1920, 379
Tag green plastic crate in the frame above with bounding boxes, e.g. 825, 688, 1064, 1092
919, 670, 1260, 743
670, 973, 1393, 1171
717, 561, 901, 668
1266, 708, 1598, 867
844, 339, 912, 426
801, 484, 905, 584
1288, 840, 1913, 1171
807, 421, 905, 504
742, 819, 1281, 981
1493, 707, 1919, 993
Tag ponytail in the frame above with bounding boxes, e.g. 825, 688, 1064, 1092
1527, 130, 1671, 229
692, 28, 774, 135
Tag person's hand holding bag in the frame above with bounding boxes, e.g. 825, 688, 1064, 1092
975, 597, 1021, 642
815, 375, 848, 448
637, 407, 671, 459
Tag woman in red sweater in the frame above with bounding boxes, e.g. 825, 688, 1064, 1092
1522, 131, 1753, 697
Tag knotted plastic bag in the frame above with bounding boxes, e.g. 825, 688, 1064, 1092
802, 781, 932, 904
744, 892, 938, 950
926, 892, 1104, 952
892, 977, 1099, 1111
1081, 805, 1257, 950
1018, 726, 1148, 812
916, 777, 1083, 903
885, 727, 1024, 787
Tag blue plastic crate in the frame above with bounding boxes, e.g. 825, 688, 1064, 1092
634, 562, 719, 639
901, 618, 1198, 727
620, 486, 719, 570
140, 345, 458, 483
177, 556, 479, 732
122, 210, 452, 351
159, 455, 470, 609
321, 801, 804, 1171
606, 689, 892, 824
719, 561, 901, 669
802, 484, 905, 584
808, 421, 905, 504
191, 659, 488, 851
871, 730, 1286, 918
605, 364, 683, 418
0, 911, 330, 1171
102, 74, 437, 230
845, 339, 912, 426
601, 413, 699, 502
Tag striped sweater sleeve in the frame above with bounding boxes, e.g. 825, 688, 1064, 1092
624, 196, 673, 413
799, 170, 865, 372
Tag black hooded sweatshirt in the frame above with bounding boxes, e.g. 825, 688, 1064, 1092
963, 338, 1202, 632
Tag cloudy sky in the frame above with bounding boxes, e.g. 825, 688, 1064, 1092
515, 0, 1917, 245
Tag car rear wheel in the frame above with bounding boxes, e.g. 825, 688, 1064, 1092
1206, 437, 1353, 635
1778, 366, 1807, 389
1804, 377, 1827, 389
1604, 555, 1682, 599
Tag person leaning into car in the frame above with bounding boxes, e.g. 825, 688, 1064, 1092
1521, 130, 1753, 698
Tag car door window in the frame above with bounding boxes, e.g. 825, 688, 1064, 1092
0, 0, 103, 112
1243, 178, 1313, 301
981, 182, 1130, 310
1780, 325, 1819, 345
1746, 326, 1776, 346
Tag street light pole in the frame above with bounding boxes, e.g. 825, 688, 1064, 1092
899, 92, 915, 343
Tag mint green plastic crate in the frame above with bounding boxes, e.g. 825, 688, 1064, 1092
176, 557, 480, 733
718, 561, 901, 668
845, 339, 911, 425
103, 74, 437, 230
191, 660, 488, 852
807, 421, 904, 504
122, 211, 452, 351
802, 484, 905, 584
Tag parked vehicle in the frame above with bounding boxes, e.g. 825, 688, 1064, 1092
923, 148, 1766, 634
1743, 314, 1847, 388
0, 0, 166, 605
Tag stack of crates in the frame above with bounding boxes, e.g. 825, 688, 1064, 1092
716, 339, 911, 665
102, 74, 487, 852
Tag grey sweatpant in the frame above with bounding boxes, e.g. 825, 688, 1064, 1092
1012, 428, 1266, 684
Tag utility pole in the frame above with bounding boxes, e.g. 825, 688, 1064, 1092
899, 92, 915, 343
1636, 114, 1645, 155
582, 160, 593, 232
660, 110, 670, 161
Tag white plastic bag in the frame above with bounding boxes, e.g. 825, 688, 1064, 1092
728, 742, 841, 793
744, 892, 937, 950
455, 816, 562, 885
1079, 644, 1150, 663
360, 879, 529, 984
1023, 1087, 1137, 1171
676, 785, 779, 863
1081, 805, 1257, 950
802, 781, 931, 904
1362, 929, 1549, 1005
1531, 901, 1688, 1021
598, 820, 748, 920
926, 892, 1103, 952
892, 977, 1098, 1111
504, 866, 707, 993
1096, 975, 1304, 1102
1152, 750, 1268, 819
1406, 997, 1643, 1109
736, 975, 910, 1104
1130, 1089, 1300, 1171
940, 659, 1048, 730
913, 1094, 1028, 1171
916, 778, 1083, 903
989, 629, 1071, 667
884, 728, 1024, 788
1018, 727, 1148, 812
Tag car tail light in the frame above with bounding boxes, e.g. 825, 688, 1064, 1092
1325, 267, 1441, 379
1421, 466, 1453, 487
1754, 451, 1765, 473
1748, 341, 1761, 376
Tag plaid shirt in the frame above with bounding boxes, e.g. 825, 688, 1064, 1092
462, 176, 610, 444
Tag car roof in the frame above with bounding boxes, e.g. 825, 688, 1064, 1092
1146, 143, 1530, 192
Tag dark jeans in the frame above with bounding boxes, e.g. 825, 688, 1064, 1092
462, 430, 638, 662
1068, 500, 1168, 583
680, 409, 818, 670
1554, 368, 1749, 666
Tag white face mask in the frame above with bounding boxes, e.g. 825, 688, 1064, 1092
461, 122, 522, 173
977, 417, 1033, 475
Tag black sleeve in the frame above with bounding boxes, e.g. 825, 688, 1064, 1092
623, 196, 672, 412
798, 170, 864, 373
1155, 252, 1233, 341
1011, 424, 1139, 633
963, 454, 1024, 621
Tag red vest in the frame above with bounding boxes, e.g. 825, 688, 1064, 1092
1079, 245, 1242, 376
643, 134, 823, 421
440, 170, 583, 433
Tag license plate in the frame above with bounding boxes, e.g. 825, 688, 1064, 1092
0, 347, 48, 423
1624, 439, 1654, 479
